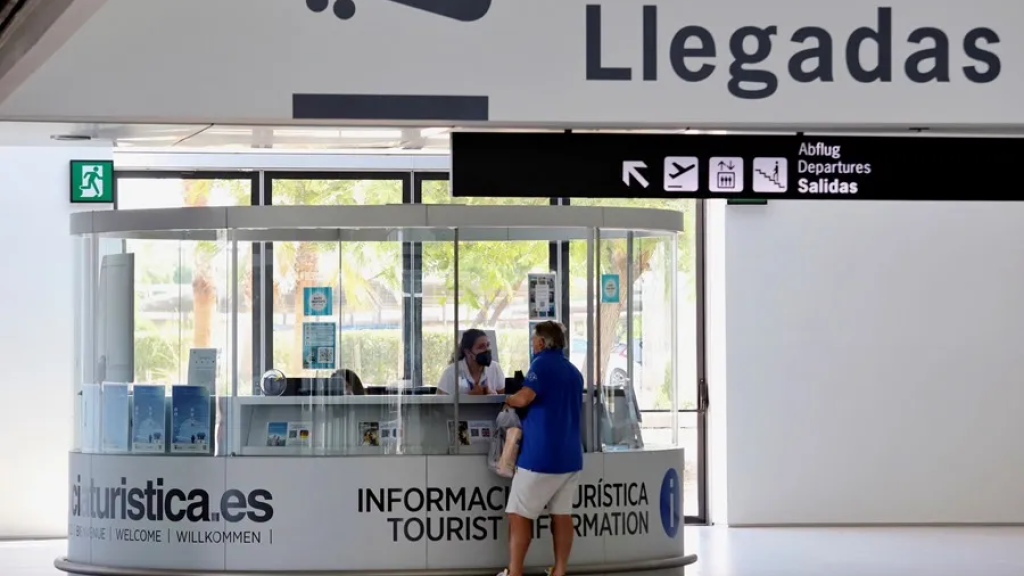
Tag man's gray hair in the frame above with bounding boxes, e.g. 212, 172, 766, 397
533, 321, 567, 351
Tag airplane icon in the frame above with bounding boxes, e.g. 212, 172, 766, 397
669, 161, 696, 179
663, 157, 699, 192
307, 0, 493, 21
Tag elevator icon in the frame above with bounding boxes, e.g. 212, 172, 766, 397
709, 157, 744, 192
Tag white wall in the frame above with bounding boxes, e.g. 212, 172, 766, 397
0, 145, 111, 538
723, 201, 1024, 525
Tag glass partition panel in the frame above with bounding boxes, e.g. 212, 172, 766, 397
679, 411, 700, 517
594, 231, 677, 451
76, 230, 235, 457
570, 199, 698, 412
258, 230, 457, 456
455, 238, 550, 379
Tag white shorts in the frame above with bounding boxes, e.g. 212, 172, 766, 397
505, 468, 580, 520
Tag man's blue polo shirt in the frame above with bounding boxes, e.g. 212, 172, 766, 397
518, 348, 584, 474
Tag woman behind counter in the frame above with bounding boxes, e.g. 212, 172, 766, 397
330, 368, 366, 395
436, 329, 505, 395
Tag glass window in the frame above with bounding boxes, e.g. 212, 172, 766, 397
270, 176, 403, 206
115, 176, 253, 390
679, 411, 700, 517
570, 199, 698, 411
419, 177, 550, 206
266, 176, 406, 382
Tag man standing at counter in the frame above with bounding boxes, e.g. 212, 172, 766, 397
501, 321, 583, 576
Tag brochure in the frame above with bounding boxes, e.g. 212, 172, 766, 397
380, 420, 402, 445
131, 385, 166, 453
101, 383, 130, 453
449, 420, 491, 446
287, 422, 312, 448
81, 384, 102, 453
171, 385, 211, 453
266, 422, 288, 447
360, 421, 381, 446
187, 348, 218, 394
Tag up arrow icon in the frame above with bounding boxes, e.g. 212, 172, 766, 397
622, 161, 649, 188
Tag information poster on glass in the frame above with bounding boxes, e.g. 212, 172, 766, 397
528, 273, 558, 320
601, 273, 621, 303
131, 385, 166, 453
100, 383, 130, 453
303, 286, 333, 316
302, 322, 336, 370
170, 385, 211, 453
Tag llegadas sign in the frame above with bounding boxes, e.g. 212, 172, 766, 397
0, 0, 1015, 126
304, 2, 1000, 101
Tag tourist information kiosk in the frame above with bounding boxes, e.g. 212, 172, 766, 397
59, 205, 695, 575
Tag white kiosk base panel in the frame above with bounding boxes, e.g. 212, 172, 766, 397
59, 450, 693, 574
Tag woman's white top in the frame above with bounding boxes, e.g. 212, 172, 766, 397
436, 359, 505, 395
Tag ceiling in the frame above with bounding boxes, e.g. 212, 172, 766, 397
0, 122, 721, 150
2, 121, 1023, 151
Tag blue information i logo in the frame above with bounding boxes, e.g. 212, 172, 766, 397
659, 468, 681, 538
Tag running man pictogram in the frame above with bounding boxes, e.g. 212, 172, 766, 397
79, 165, 104, 198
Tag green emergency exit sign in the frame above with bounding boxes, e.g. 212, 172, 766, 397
70, 160, 114, 203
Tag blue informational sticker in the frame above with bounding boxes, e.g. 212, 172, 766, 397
601, 274, 620, 303
303, 286, 333, 316
303, 322, 337, 370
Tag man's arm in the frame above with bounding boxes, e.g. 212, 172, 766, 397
505, 386, 536, 408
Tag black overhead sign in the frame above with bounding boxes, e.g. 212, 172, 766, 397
451, 132, 1023, 201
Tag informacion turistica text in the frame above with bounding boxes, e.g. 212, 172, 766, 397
797, 142, 872, 194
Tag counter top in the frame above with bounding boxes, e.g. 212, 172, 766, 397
234, 394, 507, 406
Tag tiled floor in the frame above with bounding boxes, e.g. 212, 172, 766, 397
6, 526, 1024, 575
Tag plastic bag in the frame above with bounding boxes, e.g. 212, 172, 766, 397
488, 407, 521, 478
497, 428, 521, 477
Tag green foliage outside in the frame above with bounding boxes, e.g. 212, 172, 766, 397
130, 177, 698, 410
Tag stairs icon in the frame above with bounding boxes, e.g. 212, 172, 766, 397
755, 168, 785, 189
752, 158, 788, 192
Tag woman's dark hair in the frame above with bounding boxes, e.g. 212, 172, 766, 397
331, 368, 365, 395
454, 328, 488, 363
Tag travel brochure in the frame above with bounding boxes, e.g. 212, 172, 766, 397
100, 383, 130, 453
80, 384, 101, 452
357, 420, 401, 448
380, 420, 401, 444
266, 421, 311, 448
131, 385, 166, 453
171, 385, 211, 453
360, 421, 381, 446
448, 420, 492, 446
